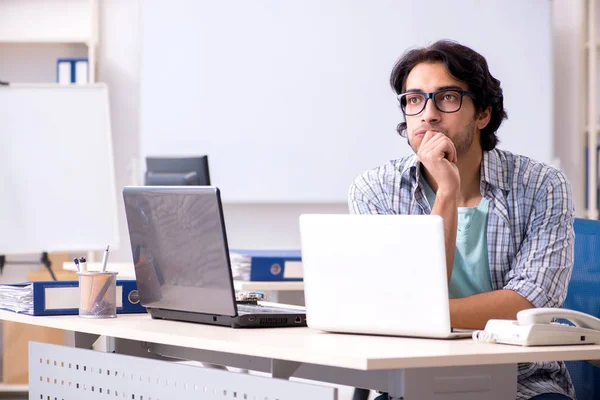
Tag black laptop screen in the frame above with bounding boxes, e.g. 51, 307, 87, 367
122, 186, 237, 317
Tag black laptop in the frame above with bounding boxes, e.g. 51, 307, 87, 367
122, 186, 306, 328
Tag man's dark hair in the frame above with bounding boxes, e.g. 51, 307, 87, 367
389, 40, 507, 151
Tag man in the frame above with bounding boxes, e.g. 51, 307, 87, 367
348, 40, 575, 400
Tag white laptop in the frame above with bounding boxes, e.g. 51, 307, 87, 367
299, 214, 472, 339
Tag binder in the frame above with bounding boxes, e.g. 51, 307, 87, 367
230, 250, 303, 281
56, 58, 89, 85
57, 60, 71, 85
74, 60, 89, 85
0, 280, 145, 316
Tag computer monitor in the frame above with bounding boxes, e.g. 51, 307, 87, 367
145, 156, 211, 186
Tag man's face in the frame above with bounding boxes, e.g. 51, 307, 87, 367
403, 62, 480, 158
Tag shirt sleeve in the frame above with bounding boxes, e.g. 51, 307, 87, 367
503, 170, 575, 308
347, 171, 391, 215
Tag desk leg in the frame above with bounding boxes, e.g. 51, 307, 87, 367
387, 364, 517, 400
71, 332, 99, 349
66, 332, 115, 353
110, 338, 230, 370
271, 359, 301, 379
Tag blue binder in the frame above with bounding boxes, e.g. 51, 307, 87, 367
231, 250, 303, 281
0, 280, 145, 316
56, 58, 89, 84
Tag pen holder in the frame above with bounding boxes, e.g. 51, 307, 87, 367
78, 271, 119, 318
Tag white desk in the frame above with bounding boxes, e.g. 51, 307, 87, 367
3, 310, 600, 399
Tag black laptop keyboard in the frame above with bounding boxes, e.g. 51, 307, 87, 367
237, 304, 304, 315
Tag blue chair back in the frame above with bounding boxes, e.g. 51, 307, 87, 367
563, 218, 600, 400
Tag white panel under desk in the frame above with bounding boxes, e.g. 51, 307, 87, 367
29, 342, 337, 400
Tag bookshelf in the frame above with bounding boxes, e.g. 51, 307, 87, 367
0, 0, 98, 82
0, 0, 100, 392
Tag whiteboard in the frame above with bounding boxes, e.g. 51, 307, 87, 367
0, 84, 119, 254
140, 0, 552, 203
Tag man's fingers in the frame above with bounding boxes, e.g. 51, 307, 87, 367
449, 139, 457, 163
429, 141, 453, 161
421, 130, 435, 145
420, 130, 443, 149
425, 137, 458, 163
420, 132, 457, 162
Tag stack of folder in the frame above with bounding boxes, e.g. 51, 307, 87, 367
229, 250, 303, 281
0, 280, 145, 316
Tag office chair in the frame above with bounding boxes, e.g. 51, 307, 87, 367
563, 218, 600, 400
355, 218, 600, 400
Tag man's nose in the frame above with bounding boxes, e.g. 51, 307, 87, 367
420, 98, 441, 124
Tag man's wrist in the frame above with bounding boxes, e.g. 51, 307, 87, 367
436, 188, 459, 202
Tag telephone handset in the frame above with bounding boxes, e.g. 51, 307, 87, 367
473, 308, 600, 346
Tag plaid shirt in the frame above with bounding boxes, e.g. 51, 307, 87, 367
348, 148, 575, 400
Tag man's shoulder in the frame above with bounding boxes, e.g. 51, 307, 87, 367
351, 154, 415, 187
490, 149, 570, 191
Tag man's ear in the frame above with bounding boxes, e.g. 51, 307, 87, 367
477, 107, 492, 130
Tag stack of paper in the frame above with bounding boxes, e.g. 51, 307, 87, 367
0, 284, 33, 314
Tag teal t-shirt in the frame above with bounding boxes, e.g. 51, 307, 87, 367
420, 176, 493, 298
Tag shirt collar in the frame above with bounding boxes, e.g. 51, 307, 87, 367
400, 153, 419, 180
480, 149, 509, 192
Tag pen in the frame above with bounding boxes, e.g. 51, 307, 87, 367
79, 256, 87, 273
90, 275, 114, 314
100, 245, 110, 272
73, 258, 80, 273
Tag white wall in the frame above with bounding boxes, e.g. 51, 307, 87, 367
0, 1, 587, 263
98, 0, 588, 263
140, 0, 555, 204
96, 0, 142, 262
552, 0, 586, 218
222, 203, 348, 250
96, 0, 348, 262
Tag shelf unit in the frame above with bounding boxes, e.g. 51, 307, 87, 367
0, 0, 98, 82
586, 0, 599, 219
0, 0, 100, 392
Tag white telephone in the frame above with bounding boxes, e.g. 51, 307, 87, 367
473, 308, 600, 346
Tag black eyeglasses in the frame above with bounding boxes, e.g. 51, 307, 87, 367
397, 89, 475, 116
